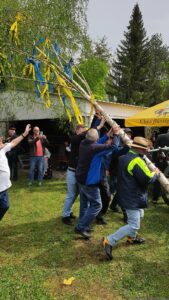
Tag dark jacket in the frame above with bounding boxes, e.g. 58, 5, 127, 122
117, 149, 157, 209
154, 132, 169, 148
76, 138, 123, 185
28, 135, 49, 156
153, 132, 169, 169
68, 131, 87, 170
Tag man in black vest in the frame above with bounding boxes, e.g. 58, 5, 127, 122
152, 129, 169, 203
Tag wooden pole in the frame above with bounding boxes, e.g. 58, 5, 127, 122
35, 46, 169, 193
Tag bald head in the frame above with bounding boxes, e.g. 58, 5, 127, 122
86, 129, 99, 142
33, 126, 40, 137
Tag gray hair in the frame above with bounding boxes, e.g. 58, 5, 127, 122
86, 129, 99, 142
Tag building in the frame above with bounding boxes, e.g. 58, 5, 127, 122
0, 90, 146, 168
0, 90, 146, 135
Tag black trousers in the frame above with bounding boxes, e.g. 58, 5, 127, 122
110, 192, 126, 214
8, 155, 18, 180
152, 180, 161, 202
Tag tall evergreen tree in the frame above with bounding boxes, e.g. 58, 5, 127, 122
148, 34, 169, 105
107, 4, 150, 105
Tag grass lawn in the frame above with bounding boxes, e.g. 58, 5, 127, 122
0, 175, 169, 300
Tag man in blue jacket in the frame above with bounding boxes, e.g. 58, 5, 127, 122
75, 126, 123, 239
102, 136, 160, 260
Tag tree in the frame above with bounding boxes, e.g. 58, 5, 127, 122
78, 37, 111, 100
93, 36, 112, 64
107, 4, 150, 105
0, 0, 89, 90
147, 34, 169, 105
78, 57, 109, 100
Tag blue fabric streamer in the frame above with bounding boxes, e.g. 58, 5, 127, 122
62, 96, 66, 106
54, 42, 61, 54
64, 58, 74, 81
48, 81, 53, 93
27, 58, 44, 86
37, 37, 46, 44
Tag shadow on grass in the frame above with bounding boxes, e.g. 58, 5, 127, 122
0, 216, 104, 271
11, 180, 67, 193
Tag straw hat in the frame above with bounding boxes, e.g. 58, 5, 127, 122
129, 136, 151, 150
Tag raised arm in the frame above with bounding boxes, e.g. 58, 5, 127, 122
11, 124, 31, 148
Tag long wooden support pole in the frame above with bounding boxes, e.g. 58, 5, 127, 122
35, 46, 169, 193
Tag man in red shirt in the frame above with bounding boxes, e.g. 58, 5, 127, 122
28, 126, 49, 186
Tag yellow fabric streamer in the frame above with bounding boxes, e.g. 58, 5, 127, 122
9, 13, 23, 45
41, 84, 51, 108
48, 63, 83, 123
56, 73, 84, 124
41, 65, 52, 108
58, 86, 72, 122
0, 52, 13, 80
37, 37, 50, 59
22, 64, 35, 79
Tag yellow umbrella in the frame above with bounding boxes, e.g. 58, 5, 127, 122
125, 100, 169, 127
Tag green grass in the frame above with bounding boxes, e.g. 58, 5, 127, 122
0, 176, 169, 300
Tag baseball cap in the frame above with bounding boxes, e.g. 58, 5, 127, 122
124, 128, 132, 134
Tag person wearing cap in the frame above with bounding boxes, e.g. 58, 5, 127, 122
6, 126, 19, 181
102, 136, 160, 260
123, 128, 133, 140
0, 124, 31, 221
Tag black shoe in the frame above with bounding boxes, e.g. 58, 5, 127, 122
96, 217, 107, 225
101, 237, 113, 260
127, 236, 145, 244
70, 212, 76, 219
86, 227, 94, 233
74, 227, 91, 239
62, 217, 72, 226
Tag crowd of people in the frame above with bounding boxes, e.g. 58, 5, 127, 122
1, 112, 169, 260
61, 111, 165, 260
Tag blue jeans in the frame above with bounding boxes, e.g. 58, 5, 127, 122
76, 183, 102, 231
62, 170, 79, 218
0, 190, 9, 220
62, 169, 79, 218
107, 209, 144, 246
29, 156, 44, 183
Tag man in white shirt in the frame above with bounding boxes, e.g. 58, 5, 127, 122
0, 124, 31, 221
